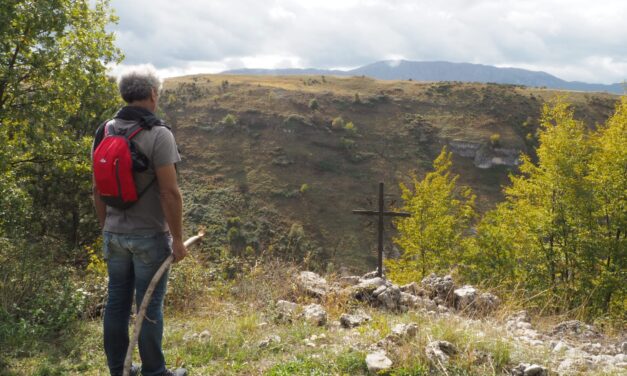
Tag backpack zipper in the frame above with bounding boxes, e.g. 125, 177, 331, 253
114, 159, 122, 198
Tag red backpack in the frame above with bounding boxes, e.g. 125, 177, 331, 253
93, 121, 152, 209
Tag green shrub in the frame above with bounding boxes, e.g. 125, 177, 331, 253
283, 114, 311, 129
299, 183, 310, 194
308, 98, 319, 110
331, 116, 344, 129
0, 240, 87, 344
340, 137, 355, 150
489, 133, 501, 147
222, 113, 238, 126
167, 257, 214, 310
344, 121, 357, 134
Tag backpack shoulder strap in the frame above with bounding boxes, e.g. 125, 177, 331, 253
126, 123, 144, 140
92, 119, 111, 152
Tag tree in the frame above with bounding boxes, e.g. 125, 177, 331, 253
0, 0, 123, 339
0, 0, 122, 245
387, 148, 475, 283
586, 97, 627, 315
469, 99, 626, 316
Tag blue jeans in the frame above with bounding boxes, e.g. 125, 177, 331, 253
102, 231, 172, 376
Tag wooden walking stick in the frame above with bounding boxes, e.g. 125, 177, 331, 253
123, 230, 205, 376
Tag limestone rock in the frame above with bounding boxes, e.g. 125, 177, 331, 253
338, 275, 361, 286
551, 340, 571, 353
351, 277, 386, 299
377, 285, 401, 310
400, 292, 419, 307
400, 281, 425, 296
361, 270, 380, 280
425, 340, 457, 364
258, 334, 281, 348
301, 303, 327, 326
391, 323, 418, 339
512, 363, 548, 376
421, 274, 455, 305
507, 310, 531, 324
199, 330, 211, 341
276, 300, 298, 322
557, 357, 594, 375
340, 310, 371, 328
296, 271, 328, 297
454, 285, 477, 311
551, 320, 600, 340
372, 284, 388, 297
366, 351, 393, 373
476, 292, 500, 313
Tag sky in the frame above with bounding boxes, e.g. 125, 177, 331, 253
108, 0, 627, 84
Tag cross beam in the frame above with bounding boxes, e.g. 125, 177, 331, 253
353, 182, 411, 278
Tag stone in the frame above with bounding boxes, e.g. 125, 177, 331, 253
581, 342, 603, 355
400, 282, 422, 296
552, 340, 570, 353
365, 351, 393, 373
340, 310, 372, 328
551, 320, 600, 339
620, 341, 627, 354
476, 292, 500, 313
557, 357, 594, 375
338, 275, 361, 286
454, 285, 477, 311
350, 277, 386, 299
523, 364, 548, 376
301, 303, 327, 326
512, 363, 548, 376
372, 285, 388, 298
416, 297, 438, 312
377, 285, 401, 310
400, 292, 419, 307
296, 271, 328, 297
507, 310, 531, 324
425, 340, 457, 364
276, 300, 298, 322
361, 270, 380, 279
199, 330, 211, 341
258, 334, 281, 348
421, 274, 455, 305
391, 323, 418, 339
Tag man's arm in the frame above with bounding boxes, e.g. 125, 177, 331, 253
155, 163, 187, 262
93, 178, 106, 228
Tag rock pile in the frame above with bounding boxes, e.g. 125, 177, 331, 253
336, 271, 499, 315
506, 311, 627, 375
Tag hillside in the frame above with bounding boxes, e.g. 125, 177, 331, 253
161, 75, 618, 271
223, 60, 625, 94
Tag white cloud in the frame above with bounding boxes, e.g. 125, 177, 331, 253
108, 0, 627, 83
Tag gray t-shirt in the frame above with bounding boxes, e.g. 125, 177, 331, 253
94, 118, 181, 234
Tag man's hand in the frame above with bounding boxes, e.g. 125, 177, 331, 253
172, 238, 188, 263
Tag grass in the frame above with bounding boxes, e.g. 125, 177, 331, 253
2, 258, 622, 375
5, 251, 623, 374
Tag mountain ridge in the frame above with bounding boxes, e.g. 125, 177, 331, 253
223, 60, 624, 94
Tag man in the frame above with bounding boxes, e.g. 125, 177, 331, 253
92, 68, 187, 376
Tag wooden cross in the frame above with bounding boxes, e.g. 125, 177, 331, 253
353, 182, 411, 278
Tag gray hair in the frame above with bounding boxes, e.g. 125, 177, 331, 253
117, 66, 162, 103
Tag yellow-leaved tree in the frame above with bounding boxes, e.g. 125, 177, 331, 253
386, 148, 475, 284
467, 98, 626, 318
